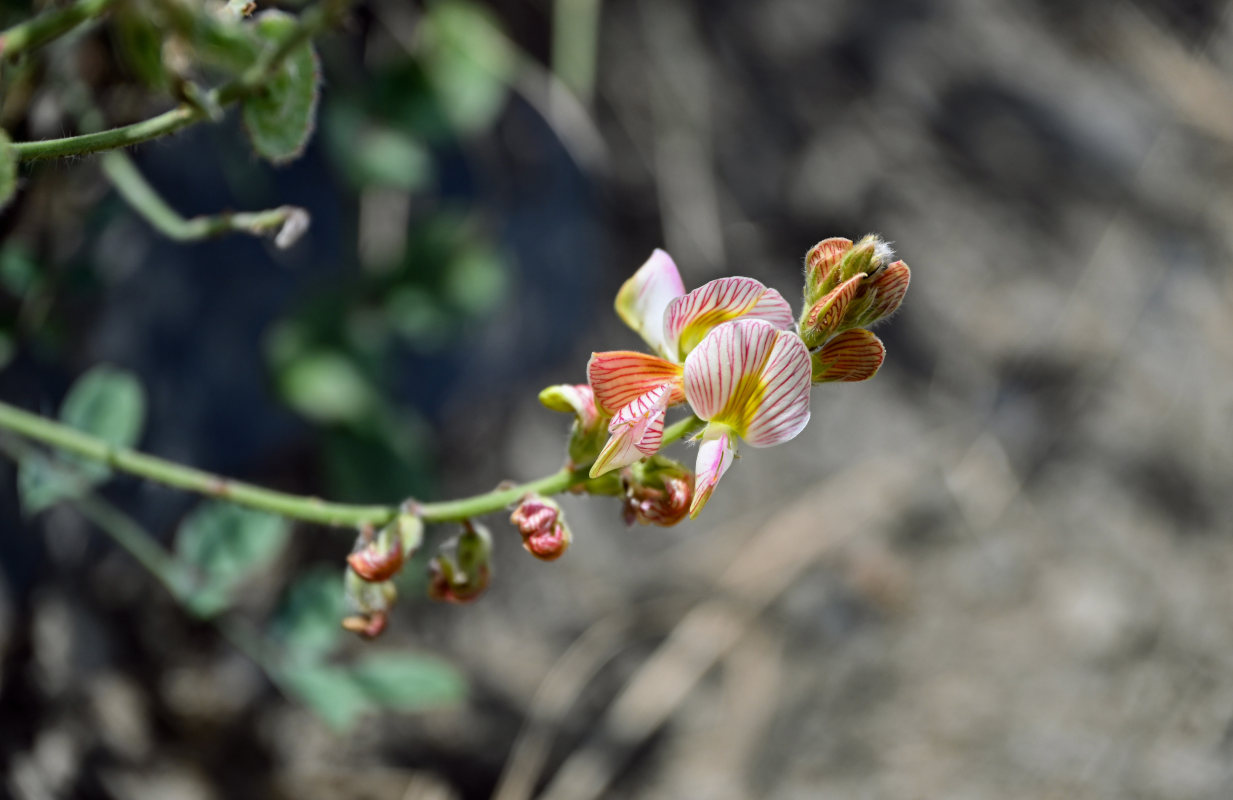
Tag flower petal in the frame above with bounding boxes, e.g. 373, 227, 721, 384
689, 424, 737, 518
538, 383, 603, 431
741, 330, 812, 447
663, 277, 794, 361
614, 249, 686, 357
589, 384, 670, 477
805, 237, 853, 297
801, 272, 865, 344
811, 329, 885, 383
868, 260, 910, 322
587, 351, 685, 414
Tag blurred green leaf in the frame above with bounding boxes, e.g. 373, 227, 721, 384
273, 567, 345, 662
349, 653, 465, 710
278, 351, 374, 424
60, 366, 146, 450
0, 330, 13, 371
17, 366, 146, 514
0, 243, 40, 296
0, 130, 16, 210
421, 0, 514, 133
176, 501, 289, 618
445, 244, 507, 316
112, 7, 169, 90
17, 455, 80, 516
280, 653, 465, 731
242, 11, 320, 164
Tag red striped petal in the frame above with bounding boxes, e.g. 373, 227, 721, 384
689, 424, 737, 518
811, 329, 885, 383
614, 249, 685, 357
868, 260, 910, 321
683, 319, 812, 446
805, 237, 853, 297
742, 331, 812, 447
802, 272, 865, 342
587, 351, 685, 414
663, 277, 794, 361
589, 385, 671, 477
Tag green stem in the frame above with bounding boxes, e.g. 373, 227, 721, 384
11, 0, 349, 163
0, 398, 704, 528
100, 151, 308, 245
551, 0, 601, 105
0, 0, 118, 60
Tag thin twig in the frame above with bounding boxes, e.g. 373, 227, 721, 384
100, 151, 310, 247
0, 0, 118, 61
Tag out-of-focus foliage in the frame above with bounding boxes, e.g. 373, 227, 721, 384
175, 501, 289, 618
241, 11, 321, 164
17, 365, 146, 514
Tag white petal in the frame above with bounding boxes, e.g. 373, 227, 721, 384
689, 424, 737, 518
663, 277, 794, 361
742, 331, 811, 447
614, 249, 685, 357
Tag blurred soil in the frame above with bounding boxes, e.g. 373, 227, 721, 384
4, 0, 1233, 798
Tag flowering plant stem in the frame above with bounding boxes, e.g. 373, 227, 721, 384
0, 0, 118, 60
0, 399, 706, 528
9, 0, 348, 163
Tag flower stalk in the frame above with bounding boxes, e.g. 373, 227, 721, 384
0, 398, 704, 529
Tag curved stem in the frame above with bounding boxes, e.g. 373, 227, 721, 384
11, 0, 351, 163
0, 398, 704, 528
0, 0, 118, 61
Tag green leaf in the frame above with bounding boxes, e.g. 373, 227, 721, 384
278, 351, 374, 424
17, 366, 148, 513
421, 0, 514, 133
273, 567, 345, 662
176, 501, 289, 618
444, 244, 507, 316
241, 11, 321, 164
0, 130, 17, 211
348, 653, 465, 711
280, 654, 465, 731
61, 366, 146, 449
17, 456, 81, 516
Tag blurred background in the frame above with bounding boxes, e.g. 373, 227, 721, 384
2, 0, 1233, 797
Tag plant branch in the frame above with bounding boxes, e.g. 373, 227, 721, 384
10, 0, 350, 163
100, 151, 309, 246
0, 0, 118, 61
0, 398, 706, 528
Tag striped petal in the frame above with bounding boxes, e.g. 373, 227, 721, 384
867, 260, 910, 322
742, 330, 812, 447
663, 277, 794, 361
538, 384, 603, 431
614, 249, 685, 357
811, 329, 885, 383
689, 424, 737, 518
683, 319, 812, 447
587, 351, 685, 414
589, 384, 671, 477
805, 236, 854, 301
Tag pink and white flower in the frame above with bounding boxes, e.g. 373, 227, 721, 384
683, 318, 813, 517
587, 249, 794, 477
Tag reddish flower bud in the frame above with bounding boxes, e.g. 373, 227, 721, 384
622, 456, 694, 527
804, 236, 853, 304
811, 329, 886, 383
511, 495, 572, 561
799, 235, 908, 345
341, 611, 388, 639
346, 514, 422, 582
342, 567, 398, 639
426, 523, 492, 603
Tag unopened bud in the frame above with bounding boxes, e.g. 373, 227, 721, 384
346, 514, 422, 582
540, 384, 610, 468
343, 567, 397, 638
804, 237, 853, 305
800, 235, 908, 345
811, 329, 886, 383
623, 456, 694, 527
511, 495, 572, 561
427, 522, 492, 604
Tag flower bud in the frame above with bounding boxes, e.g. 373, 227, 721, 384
623, 456, 694, 527
427, 522, 492, 604
342, 566, 398, 639
810, 329, 885, 383
346, 514, 422, 582
511, 495, 572, 561
799, 235, 908, 346
540, 383, 611, 469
